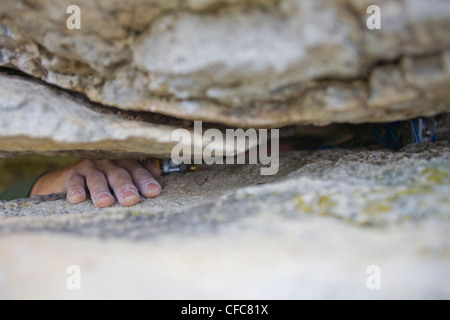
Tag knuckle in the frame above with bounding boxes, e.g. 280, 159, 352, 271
110, 168, 130, 181
86, 171, 106, 184
66, 167, 78, 178
79, 159, 94, 168
119, 159, 139, 165
97, 159, 112, 166
117, 160, 141, 172
132, 167, 148, 176
67, 179, 81, 189
127, 159, 140, 166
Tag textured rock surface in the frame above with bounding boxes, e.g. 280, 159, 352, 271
1, 0, 450, 300
1, 141, 449, 298
1, 0, 450, 128
0, 71, 245, 158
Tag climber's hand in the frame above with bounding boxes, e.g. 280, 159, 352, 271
29, 159, 161, 208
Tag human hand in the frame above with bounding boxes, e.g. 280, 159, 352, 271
30, 159, 161, 208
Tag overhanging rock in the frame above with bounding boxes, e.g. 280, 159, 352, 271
0, 0, 449, 133
0, 72, 198, 158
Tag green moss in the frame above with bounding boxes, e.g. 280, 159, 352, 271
375, 204, 391, 212
421, 166, 450, 185
363, 199, 392, 216
0, 155, 79, 194
294, 195, 313, 213
293, 194, 338, 216
317, 195, 337, 216
393, 184, 434, 198
128, 211, 154, 217
318, 195, 337, 207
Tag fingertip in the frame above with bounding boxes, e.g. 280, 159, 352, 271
120, 190, 140, 207
95, 197, 115, 208
120, 197, 140, 207
93, 192, 115, 208
67, 190, 86, 204
143, 183, 162, 198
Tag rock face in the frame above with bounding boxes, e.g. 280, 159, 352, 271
0, 71, 191, 158
1, 141, 449, 298
0, 0, 450, 130
0, 70, 268, 158
0, 1, 450, 300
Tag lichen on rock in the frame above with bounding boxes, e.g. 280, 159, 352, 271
1, 0, 450, 299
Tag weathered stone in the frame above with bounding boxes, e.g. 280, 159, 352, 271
1, 0, 449, 128
0, 71, 246, 158
0, 140, 449, 298
0, 0, 449, 300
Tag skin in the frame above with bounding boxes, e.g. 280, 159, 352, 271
30, 159, 162, 208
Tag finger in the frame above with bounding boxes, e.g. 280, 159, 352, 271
96, 160, 140, 207
115, 160, 161, 198
65, 172, 87, 204
79, 165, 115, 208
142, 159, 162, 178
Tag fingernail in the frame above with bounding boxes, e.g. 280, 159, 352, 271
68, 190, 84, 203
120, 190, 139, 207
146, 183, 161, 195
95, 192, 112, 202
69, 190, 83, 198
94, 192, 114, 208
122, 190, 139, 200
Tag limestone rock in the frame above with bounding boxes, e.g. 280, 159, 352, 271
1, 0, 449, 128
1, 0, 450, 300
0, 71, 201, 158
1, 141, 449, 298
